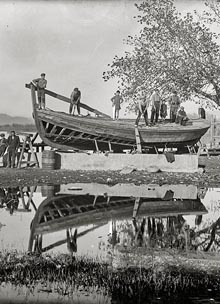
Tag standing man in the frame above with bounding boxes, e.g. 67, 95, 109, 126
160, 100, 168, 121
135, 97, 149, 127
150, 89, 161, 124
69, 87, 81, 116
7, 131, 20, 168
170, 90, 181, 123
111, 90, 123, 120
32, 73, 47, 110
0, 133, 8, 156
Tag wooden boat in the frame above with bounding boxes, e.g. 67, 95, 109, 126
28, 183, 207, 252
30, 184, 207, 235
26, 84, 210, 152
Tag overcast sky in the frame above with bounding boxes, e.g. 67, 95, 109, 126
0, 0, 209, 118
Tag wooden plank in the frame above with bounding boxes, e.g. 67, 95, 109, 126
25, 83, 111, 118
52, 202, 64, 217
17, 137, 26, 169
135, 127, 142, 153
50, 125, 57, 134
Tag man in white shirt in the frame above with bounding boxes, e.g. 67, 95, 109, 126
135, 97, 150, 127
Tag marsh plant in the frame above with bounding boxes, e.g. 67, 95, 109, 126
0, 249, 220, 303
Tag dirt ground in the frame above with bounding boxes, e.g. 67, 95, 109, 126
0, 155, 219, 188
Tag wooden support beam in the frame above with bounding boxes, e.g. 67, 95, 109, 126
94, 140, 100, 152
50, 125, 57, 135
40, 223, 106, 253
25, 83, 111, 118
133, 197, 140, 218
135, 127, 142, 153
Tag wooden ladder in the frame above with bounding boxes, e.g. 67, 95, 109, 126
17, 134, 39, 168
135, 126, 142, 153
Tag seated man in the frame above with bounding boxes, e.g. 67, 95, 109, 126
175, 106, 189, 126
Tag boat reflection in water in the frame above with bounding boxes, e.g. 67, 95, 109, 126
27, 183, 209, 258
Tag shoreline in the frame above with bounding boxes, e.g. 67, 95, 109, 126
0, 156, 219, 188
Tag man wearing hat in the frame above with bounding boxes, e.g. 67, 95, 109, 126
32, 73, 47, 110
7, 131, 20, 168
0, 133, 7, 156
175, 106, 189, 126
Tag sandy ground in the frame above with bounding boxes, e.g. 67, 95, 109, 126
0, 156, 219, 188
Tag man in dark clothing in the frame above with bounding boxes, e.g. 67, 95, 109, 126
32, 73, 47, 110
0, 134, 7, 156
175, 106, 189, 126
7, 131, 20, 168
69, 87, 81, 115
111, 90, 123, 120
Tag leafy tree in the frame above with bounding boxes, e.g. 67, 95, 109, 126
103, 0, 220, 112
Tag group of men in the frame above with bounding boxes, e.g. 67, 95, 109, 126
111, 89, 188, 126
32, 73, 188, 125
135, 89, 189, 127
0, 131, 20, 168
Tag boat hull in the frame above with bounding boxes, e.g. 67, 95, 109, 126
35, 109, 210, 152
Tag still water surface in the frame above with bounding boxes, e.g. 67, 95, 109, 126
0, 182, 220, 303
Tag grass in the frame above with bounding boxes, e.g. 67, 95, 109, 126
1, 249, 220, 303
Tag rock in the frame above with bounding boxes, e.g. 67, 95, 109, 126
197, 168, 204, 174
120, 166, 136, 174
107, 178, 113, 184
146, 166, 160, 173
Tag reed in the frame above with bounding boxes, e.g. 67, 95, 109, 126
0, 250, 220, 302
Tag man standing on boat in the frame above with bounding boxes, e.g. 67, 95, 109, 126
150, 89, 161, 124
6, 131, 20, 168
32, 73, 47, 110
169, 90, 181, 123
111, 90, 123, 120
135, 96, 150, 127
69, 88, 81, 116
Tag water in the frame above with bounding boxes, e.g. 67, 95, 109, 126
0, 182, 220, 303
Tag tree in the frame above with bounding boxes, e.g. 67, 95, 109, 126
103, 0, 220, 112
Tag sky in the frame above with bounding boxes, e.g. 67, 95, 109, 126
0, 0, 216, 118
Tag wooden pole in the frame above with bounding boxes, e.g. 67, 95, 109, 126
135, 127, 142, 153
210, 115, 214, 148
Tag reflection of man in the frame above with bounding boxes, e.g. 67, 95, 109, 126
132, 217, 146, 247
7, 131, 20, 168
67, 228, 77, 255
5, 187, 19, 215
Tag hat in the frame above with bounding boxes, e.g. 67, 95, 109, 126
0, 133, 5, 137
180, 106, 184, 109
41, 73, 46, 76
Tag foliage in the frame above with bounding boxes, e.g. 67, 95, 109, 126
103, 0, 220, 112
